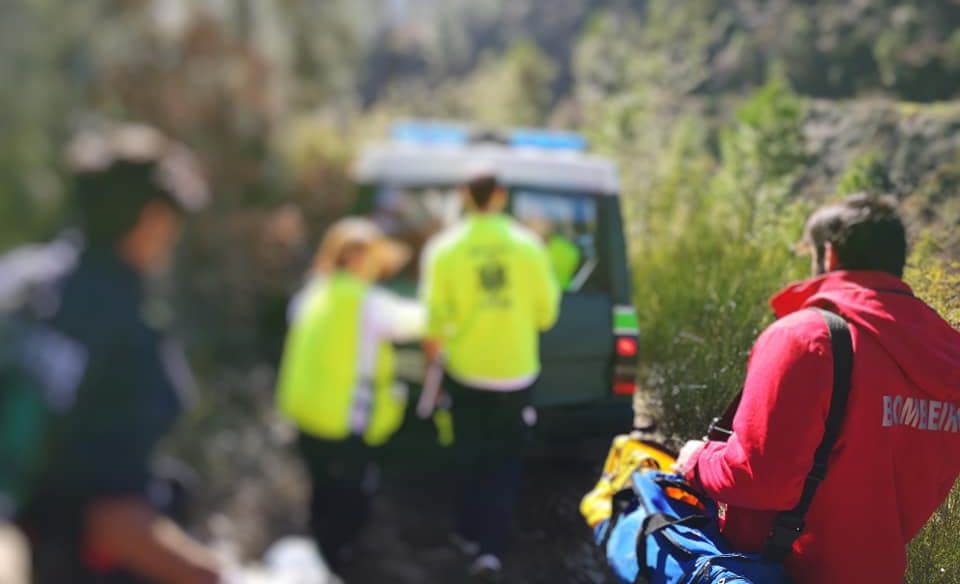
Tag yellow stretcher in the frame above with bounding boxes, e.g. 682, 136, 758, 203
580, 433, 678, 528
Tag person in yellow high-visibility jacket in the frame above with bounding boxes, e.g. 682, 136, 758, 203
546, 232, 582, 290
421, 169, 560, 578
523, 213, 583, 291
276, 217, 424, 571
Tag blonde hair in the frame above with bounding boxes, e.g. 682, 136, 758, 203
310, 217, 409, 276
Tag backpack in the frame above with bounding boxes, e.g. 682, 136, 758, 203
597, 308, 853, 583
0, 241, 84, 518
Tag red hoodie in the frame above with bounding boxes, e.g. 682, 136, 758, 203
685, 270, 960, 583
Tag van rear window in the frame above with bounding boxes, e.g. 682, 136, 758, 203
512, 190, 599, 292
369, 186, 607, 292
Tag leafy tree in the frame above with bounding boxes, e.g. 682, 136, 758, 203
458, 40, 557, 127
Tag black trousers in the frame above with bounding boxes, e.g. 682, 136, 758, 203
297, 433, 378, 569
446, 374, 531, 558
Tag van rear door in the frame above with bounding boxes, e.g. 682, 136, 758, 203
510, 190, 634, 407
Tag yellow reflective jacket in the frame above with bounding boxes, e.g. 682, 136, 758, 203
422, 214, 560, 385
547, 234, 581, 290
276, 273, 405, 446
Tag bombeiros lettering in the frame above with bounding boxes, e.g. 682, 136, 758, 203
883, 395, 960, 432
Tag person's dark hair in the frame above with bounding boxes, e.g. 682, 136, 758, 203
66, 124, 208, 247
464, 172, 500, 210
802, 193, 907, 277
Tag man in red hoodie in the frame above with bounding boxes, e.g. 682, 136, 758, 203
675, 193, 960, 583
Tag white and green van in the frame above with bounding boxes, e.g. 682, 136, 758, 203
353, 121, 638, 442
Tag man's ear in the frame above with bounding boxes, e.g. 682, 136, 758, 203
824, 242, 841, 272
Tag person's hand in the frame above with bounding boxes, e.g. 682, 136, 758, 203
674, 440, 705, 475
422, 339, 442, 363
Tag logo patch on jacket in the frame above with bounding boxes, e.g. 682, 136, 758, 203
478, 261, 506, 292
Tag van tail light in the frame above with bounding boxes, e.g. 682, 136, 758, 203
613, 334, 639, 396
616, 336, 638, 358
613, 380, 637, 396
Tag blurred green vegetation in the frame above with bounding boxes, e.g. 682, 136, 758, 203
599, 77, 811, 439
908, 483, 960, 584
836, 150, 895, 196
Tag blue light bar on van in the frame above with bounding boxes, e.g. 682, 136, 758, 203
391, 121, 470, 145
390, 121, 588, 151
509, 129, 587, 151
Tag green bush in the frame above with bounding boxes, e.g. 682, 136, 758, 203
836, 150, 894, 196
616, 78, 810, 440
908, 483, 960, 584
904, 235, 960, 584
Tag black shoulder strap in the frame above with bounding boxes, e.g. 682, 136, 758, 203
706, 391, 741, 441
764, 307, 853, 561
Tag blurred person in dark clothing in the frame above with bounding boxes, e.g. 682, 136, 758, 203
2, 124, 222, 584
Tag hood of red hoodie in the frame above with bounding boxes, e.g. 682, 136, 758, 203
771, 270, 960, 401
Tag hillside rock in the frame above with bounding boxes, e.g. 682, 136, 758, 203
799, 99, 960, 256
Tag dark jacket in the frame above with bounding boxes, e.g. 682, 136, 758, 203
2, 240, 189, 508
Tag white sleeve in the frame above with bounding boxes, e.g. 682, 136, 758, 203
287, 280, 313, 324
418, 237, 439, 302
287, 288, 307, 324
366, 287, 427, 343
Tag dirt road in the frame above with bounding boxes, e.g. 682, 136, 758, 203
337, 455, 613, 584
